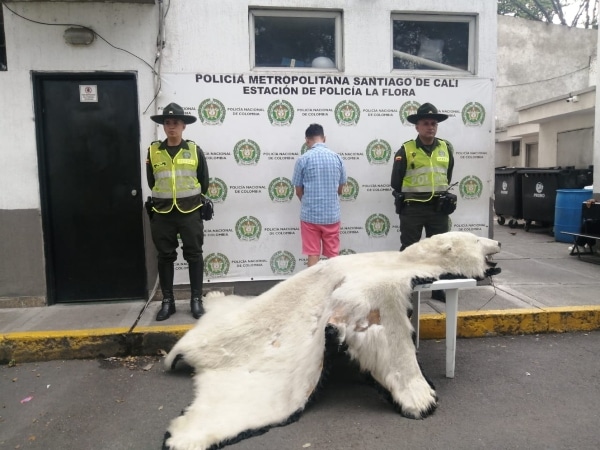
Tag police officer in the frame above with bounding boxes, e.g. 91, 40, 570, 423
390, 102, 455, 302
147, 103, 209, 321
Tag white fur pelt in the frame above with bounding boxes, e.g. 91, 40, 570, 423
163, 232, 501, 450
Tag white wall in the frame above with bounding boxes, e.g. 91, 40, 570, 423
1, 0, 497, 213
0, 0, 498, 301
0, 2, 157, 210
162, 0, 496, 77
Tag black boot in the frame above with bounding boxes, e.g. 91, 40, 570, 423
156, 296, 175, 321
188, 260, 205, 319
156, 261, 176, 321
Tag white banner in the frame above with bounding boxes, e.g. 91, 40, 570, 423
158, 73, 493, 284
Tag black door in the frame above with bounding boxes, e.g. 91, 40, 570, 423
33, 73, 146, 303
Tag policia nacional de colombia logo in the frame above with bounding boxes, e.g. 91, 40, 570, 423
268, 100, 294, 126
399, 101, 420, 126
340, 177, 359, 201
206, 178, 228, 203
268, 177, 294, 202
334, 100, 360, 126
459, 175, 483, 200
461, 102, 485, 126
235, 216, 262, 241
365, 213, 390, 238
233, 139, 261, 165
204, 253, 230, 278
366, 139, 392, 165
270, 250, 296, 276
198, 98, 226, 125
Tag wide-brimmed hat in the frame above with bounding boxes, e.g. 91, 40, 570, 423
151, 102, 197, 124
406, 102, 448, 124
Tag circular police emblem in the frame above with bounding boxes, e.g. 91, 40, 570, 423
365, 213, 390, 238
233, 139, 261, 165
235, 216, 262, 241
267, 100, 294, 126
366, 139, 392, 165
300, 143, 310, 155
204, 253, 230, 278
340, 177, 359, 201
270, 250, 296, 276
461, 102, 486, 126
399, 101, 420, 126
198, 98, 226, 125
339, 248, 356, 256
334, 100, 360, 126
206, 177, 228, 203
268, 177, 294, 202
459, 175, 483, 200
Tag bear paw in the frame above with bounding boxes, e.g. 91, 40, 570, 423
392, 377, 437, 419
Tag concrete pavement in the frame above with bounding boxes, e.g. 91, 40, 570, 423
1, 221, 600, 363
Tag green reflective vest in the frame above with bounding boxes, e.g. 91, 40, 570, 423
149, 141, 202, 213
402, 139, 450, 202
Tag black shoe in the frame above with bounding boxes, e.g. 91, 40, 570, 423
431, 290, 446, 302
191, 297, 205, 319
156, 299, 176, 321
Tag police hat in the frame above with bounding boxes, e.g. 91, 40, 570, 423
406, 102, 448, 124
150, 102, 197, 124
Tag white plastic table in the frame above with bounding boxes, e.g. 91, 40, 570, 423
411, 278, 477, 378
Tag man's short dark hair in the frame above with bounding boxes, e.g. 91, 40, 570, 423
305, 123, 324, 138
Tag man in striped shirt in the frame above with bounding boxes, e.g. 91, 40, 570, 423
292, 124, 347, 267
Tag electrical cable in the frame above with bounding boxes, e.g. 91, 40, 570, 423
2, 1, 157, 75
127, 275, 160, 334
497, 64, 590, 88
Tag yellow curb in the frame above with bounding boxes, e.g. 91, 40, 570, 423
2, 307, 600, 363
0, 325, 194, 364
419, 306, 600, 339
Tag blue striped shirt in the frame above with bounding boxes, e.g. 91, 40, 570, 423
292, 143, 347, 224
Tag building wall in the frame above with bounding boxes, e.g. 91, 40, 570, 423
496, 15, 597, 131
538, 115, 595, 168
0, 0, 497, 306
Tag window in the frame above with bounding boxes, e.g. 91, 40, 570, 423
392, 14, 475, 73
250, 10, 341, 70
0, 5, 6, 71
512, 141, 521, 157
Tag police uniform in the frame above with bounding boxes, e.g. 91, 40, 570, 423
147, 103, 209, 321
390, 102, 454, 302
390, 135, 454, 250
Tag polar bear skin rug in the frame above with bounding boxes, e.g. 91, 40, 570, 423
163, 231, 501, 450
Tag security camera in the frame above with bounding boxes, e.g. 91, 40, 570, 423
566, 95, 579, 103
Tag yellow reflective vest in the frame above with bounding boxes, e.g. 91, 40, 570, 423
401, 139, 450, 202
149, 141, 202, 213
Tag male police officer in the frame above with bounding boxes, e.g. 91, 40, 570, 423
390, 102, 455, 302
147, 103, 209, 320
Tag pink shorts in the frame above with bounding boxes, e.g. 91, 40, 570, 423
300, 221, 341, 258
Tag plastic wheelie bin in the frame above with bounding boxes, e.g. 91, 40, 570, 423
520, 167, 593, 232
494, 167, 523, 228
